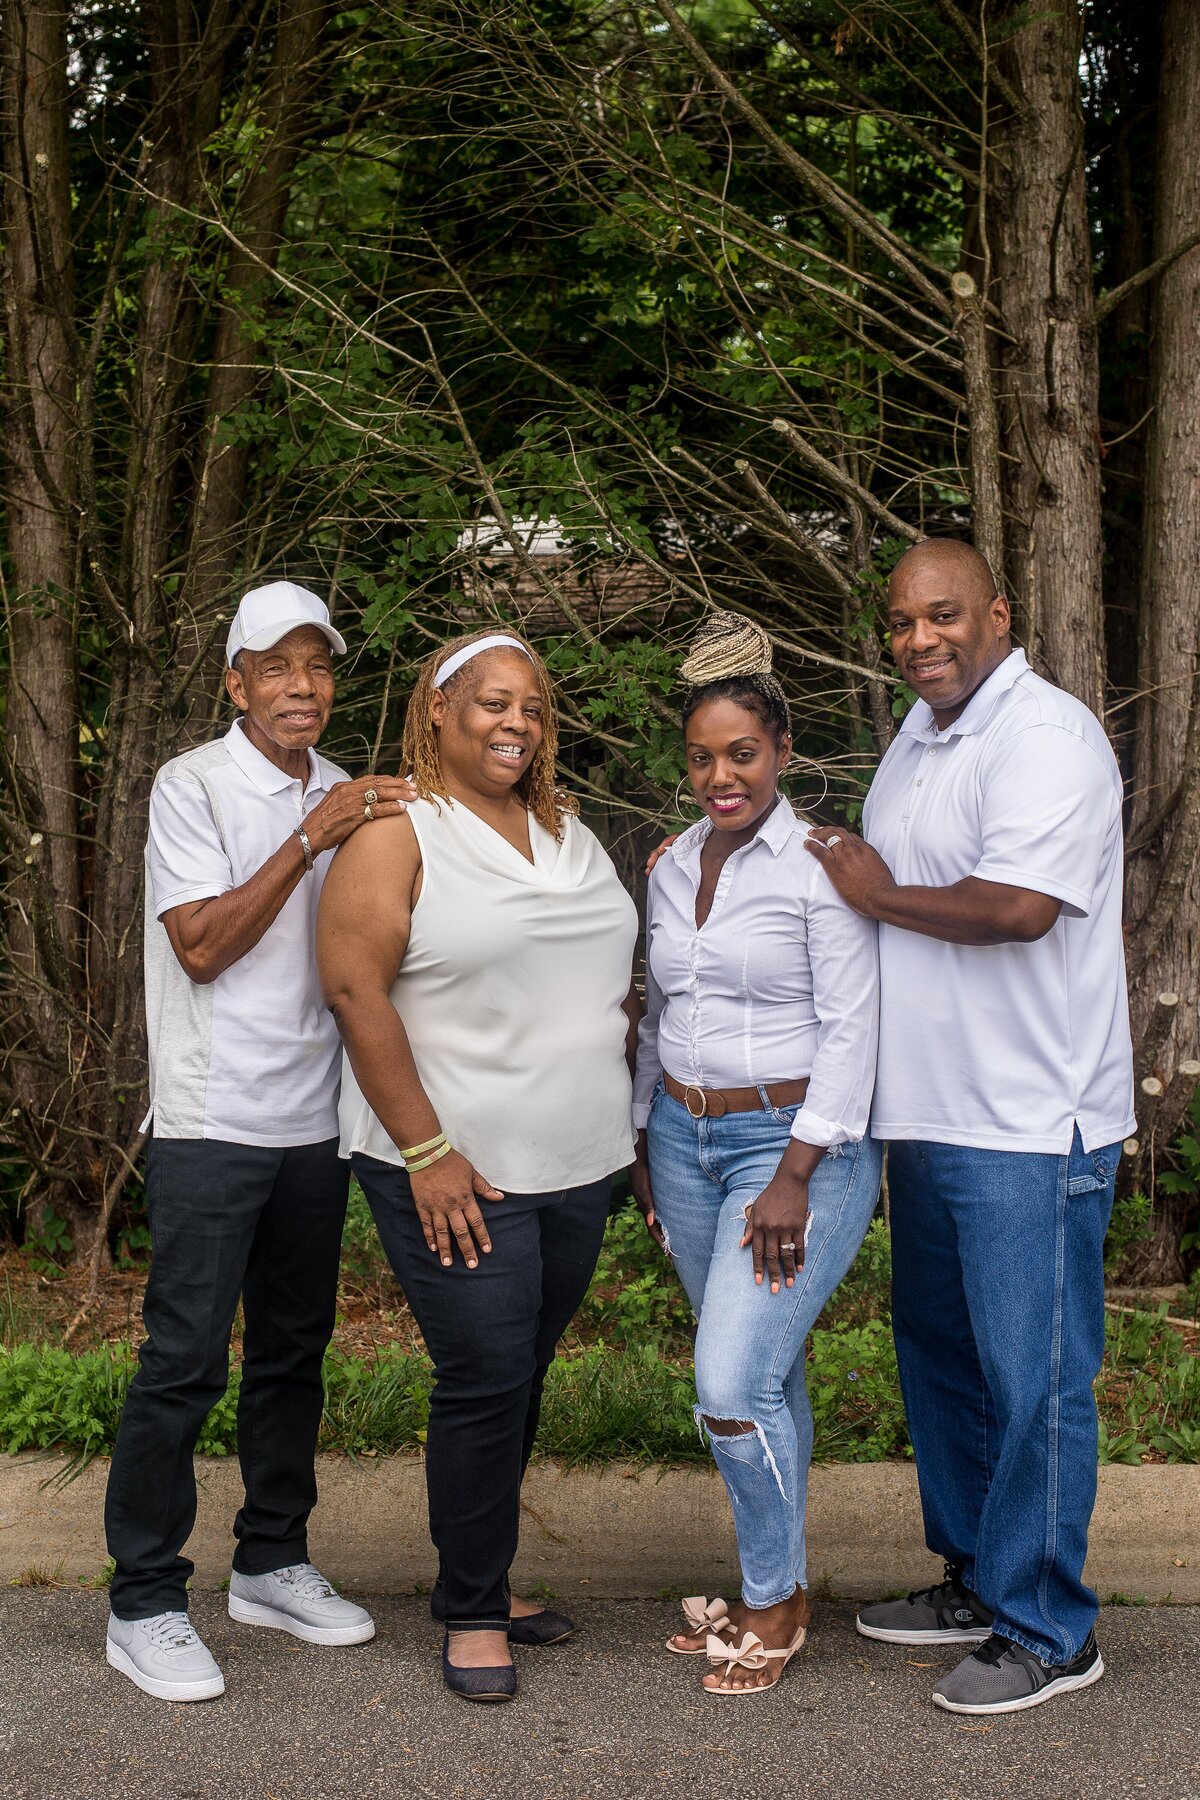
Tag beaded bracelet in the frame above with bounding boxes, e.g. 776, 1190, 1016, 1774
401, 1132, 448, 1159
406, 1140, 453, 1173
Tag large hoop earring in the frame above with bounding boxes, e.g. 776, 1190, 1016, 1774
674, 778, 703, 820
780, 755, 829, 816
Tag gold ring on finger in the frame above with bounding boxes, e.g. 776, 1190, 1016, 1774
364, 801, 374, 821
364, 787, 378, 806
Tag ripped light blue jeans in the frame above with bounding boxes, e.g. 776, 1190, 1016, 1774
647, 1085, 882, 1609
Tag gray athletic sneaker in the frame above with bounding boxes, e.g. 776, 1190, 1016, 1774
228, 1563, 376, 1646
856, 1562, 994, 1645
933, 1630, 1104, 1715
106, 1610, 225, 1703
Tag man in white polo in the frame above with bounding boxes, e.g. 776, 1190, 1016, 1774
807, 537, 1135, 1716
105, 582, 412, 1702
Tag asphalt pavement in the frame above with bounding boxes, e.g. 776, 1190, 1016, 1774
1, 1592, 1196, 1800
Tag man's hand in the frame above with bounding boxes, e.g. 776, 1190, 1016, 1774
305, 775, 418, 855
804, 824, 896, 919
645, 833, 679, 876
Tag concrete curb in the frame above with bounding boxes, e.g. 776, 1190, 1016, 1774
2, 1455, 1196, 1602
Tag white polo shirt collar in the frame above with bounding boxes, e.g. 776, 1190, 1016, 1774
224, 717, 333, 797
900, 646, 1030, 744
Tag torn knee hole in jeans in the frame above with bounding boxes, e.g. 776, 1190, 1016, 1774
695, 1407, 789, 1501
701, 1415, 755, 1437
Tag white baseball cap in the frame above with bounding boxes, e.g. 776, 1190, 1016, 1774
225, 581, 348, 666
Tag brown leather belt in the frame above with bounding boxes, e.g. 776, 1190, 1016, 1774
663, 1070, 810, 1119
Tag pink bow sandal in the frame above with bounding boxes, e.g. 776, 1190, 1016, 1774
665, 1595, 736, 1655
703, 1622, 808, 1695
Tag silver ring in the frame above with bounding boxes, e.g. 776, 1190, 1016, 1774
825, 833, 843, 848
780, 1242, 797, 1252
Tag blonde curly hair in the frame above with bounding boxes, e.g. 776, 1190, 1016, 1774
402, 629, 574, 838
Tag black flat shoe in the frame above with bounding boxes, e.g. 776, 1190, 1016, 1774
507, 1608, 575, 1646
429, 1587, 574, 1646
440, 1634, 517, 1703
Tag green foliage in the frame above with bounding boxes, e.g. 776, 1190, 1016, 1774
1159, 1087, 1200, 1198
807, 1319, 908, 1462
19, 1211, 73, 1279
1104, 1192, 1154, 1276
579, 1203, 694, 1348
1098, 1303, 1200, 1464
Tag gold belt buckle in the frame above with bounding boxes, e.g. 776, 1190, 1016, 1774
683, 1084, 708, 1119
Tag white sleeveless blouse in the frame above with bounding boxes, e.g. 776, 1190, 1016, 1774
338, 796, 638, 1192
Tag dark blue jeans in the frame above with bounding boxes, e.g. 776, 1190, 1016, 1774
888, 1129, 1120, 1663
353, 1155, 611, 1630
105, 1136, 348, 1620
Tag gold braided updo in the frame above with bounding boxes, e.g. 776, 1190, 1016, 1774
679, 610, 790, 741
402, 628, 574, 838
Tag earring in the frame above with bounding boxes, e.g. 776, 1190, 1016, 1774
780, 755, 829, 816
674, 778, 703, 820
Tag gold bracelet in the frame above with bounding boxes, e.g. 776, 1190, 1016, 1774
406, 1140, 452, 1173
400, 1131, 447, 1159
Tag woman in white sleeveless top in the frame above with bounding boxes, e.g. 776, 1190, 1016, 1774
317, 631, 638, 1704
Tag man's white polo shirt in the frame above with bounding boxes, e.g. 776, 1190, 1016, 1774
863, 648, 1135, 1155
142, 719, 346, 1147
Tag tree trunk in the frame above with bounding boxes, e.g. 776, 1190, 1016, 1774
0, 0, 87, 1240
178, 0, 332, 743
1121, 0, 1200, 1276
990, 0, 1106, 720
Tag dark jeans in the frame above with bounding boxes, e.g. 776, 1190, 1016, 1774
889, 1129, 1120, 1663
353, 1154, 611, 1630
105, 1135, 348, 1620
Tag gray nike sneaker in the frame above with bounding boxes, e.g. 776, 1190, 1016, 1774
933, 1630, 1104, 1715
228, 1563, 376, 1646
856, 1562, 994, 1645
106, 1611, 225, 1703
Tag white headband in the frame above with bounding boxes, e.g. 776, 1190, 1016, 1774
433, 634, 533, 690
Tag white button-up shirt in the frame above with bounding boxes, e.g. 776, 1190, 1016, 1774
633, 796, 879, 1146
863, 648, 1136, 1154
142, 719, 346, 1146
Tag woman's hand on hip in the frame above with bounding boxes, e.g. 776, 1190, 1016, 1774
408, 1150, 504, 1269
630, 1130, 666, 1252
742, 1139, 825, 1294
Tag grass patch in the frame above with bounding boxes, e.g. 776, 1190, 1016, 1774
1, 1201, 1196, 1469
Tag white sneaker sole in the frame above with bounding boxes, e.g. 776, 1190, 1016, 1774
106, 1639, 225, 1703
932, 1655, 1105, 1715
856, 1620, 992, 1646
227, 1594, 376, 1646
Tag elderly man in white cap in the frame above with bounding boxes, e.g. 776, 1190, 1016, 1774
104, 582, 413, 1703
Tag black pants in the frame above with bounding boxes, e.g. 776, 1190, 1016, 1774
353, 1154, 611, 1629
105, 1135, 348, 1620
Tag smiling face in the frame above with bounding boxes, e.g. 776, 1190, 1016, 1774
225, 625, 335, 771
430, 648, 545, 801
684, 695, 790, 836
887, 544, 1011, 728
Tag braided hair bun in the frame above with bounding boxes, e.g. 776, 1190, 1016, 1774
680, 611, 790, 742
679, 611, 774, 684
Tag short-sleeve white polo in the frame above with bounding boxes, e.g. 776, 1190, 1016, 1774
142, 719, 347, 1146
863, 648, 1136, 1155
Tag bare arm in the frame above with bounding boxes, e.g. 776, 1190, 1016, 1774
165, 774, 414, 983
621, 979, 643, 1078
317, 812, 503, 1269
804, 828, 1061, 945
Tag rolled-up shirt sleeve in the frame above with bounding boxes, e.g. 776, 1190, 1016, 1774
632, 881, 665, 1130
147, 773, 233, 917
790, 869, 880, 1147
972, 725, 1117, 916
